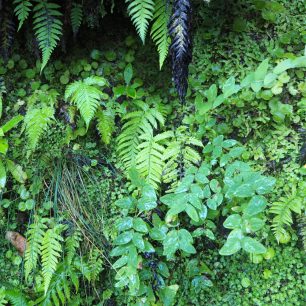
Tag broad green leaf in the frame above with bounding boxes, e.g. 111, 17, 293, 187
0, 138, 8, 155
124, 63, 133, 85
273, 59, 294, 74
116, 217, 133, 231
254, 59, 269, 81
163, 230, 179, 259
222, 77, 241, 98
264, 73, 277, 87
127, 245, 138, 268
245, 195, 267, 216
6, 160, 27, 183
186, 204, 199, 222
132, 232, 145, 250
158, 285, 179, 306
113, 256, 128, 269
223, 214, 242, 229
219, 237, 241, 256
248, 217, 265, 232
241, 237, 266, 254
206, 84, 217, 103
115, 197, 134, 210
150, 228, 166, 241
178, 229, 196, 254
133, 218, 148, 233
1, 115, 23, 133
114, 231, 133, 245
167, 202, 187, 217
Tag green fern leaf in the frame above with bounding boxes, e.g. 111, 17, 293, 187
150, 0, 170, 69
163, 127, 202, 189
136, 131, 173, 189
126, 0, 155, 43
24, 106, 55, 152
13, 0, 32, 31
65, 231, 81, 266
117, 100, 164, 171
41, 225, 64, 294
96, 109, 115, 145
33, 1, 63, 71
3, 290, 27, 306
71, 3, 83, 35
25, 216, 48, 280
65, 76, 108, 128
0, 288, 7, 306
270, 194, 302, 242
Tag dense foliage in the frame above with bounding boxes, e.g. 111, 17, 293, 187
0, 0, 305, 305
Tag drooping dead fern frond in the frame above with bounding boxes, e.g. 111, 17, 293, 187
169, 0, 192, 102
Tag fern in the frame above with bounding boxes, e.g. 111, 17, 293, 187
151, 0, 170, 69
136, 131, 173, 189
126, 0, 155, 43
13, 0, 32, 31
65, 76, 108, 128
163, 126, 202, 190
41, 225, 64, 294
71, 3, 83, 35
25, 216, 47, 280
65, 231, 81, 266
33, 1, 63, 71
270, 194, 303, 242
3, 290, 27, 306
35, 263, 79, 306
169, 0, 192, 102
0, 288, 7, 306
24, 106, 55, 153
96, 109, 115, 145
117, 100, 164, 171
0, 5, 15, 60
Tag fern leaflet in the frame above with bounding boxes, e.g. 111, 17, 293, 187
33, 1, 63, 71
126, 0, 155, 43
41, 225, 64, 294
136, 131, 173, 189
151, 0, 170, 69
24, 106, 55, 153
270, 194, 303, 242
65, 76, 108, 128
117, 100, 164, 171
96, 109, 115, 145
3, 289, 27, 306
25, 216, 48, 280
71, 3, 83, 35
13, 0, 32, 31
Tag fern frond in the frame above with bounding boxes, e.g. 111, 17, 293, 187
41, 225, 64, 294
0, 6, 15, 60
163, 127, 202, 189
25, 216, 48, 280
0, 288, 8, 306
96, 109, 115, 145
33, 1, 63, 71
13, 0, 32, 31
65, 231, 81, 266
136, 131, 173, 189
71, 3, 83, 35
117, 100, 164, 171
270, 195, 302, 242
65, 76, 107, 128
297, 215, 306, 250
169, 0, 192, 102
3, 290, 27, 306
35, 264, 78, 306
88, 248, 103, 281
151, 0, 170, 69
126, 0, 155, 43
24, 106, 55, 153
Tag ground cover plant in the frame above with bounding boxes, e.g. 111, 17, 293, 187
0, 0, 305, 305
